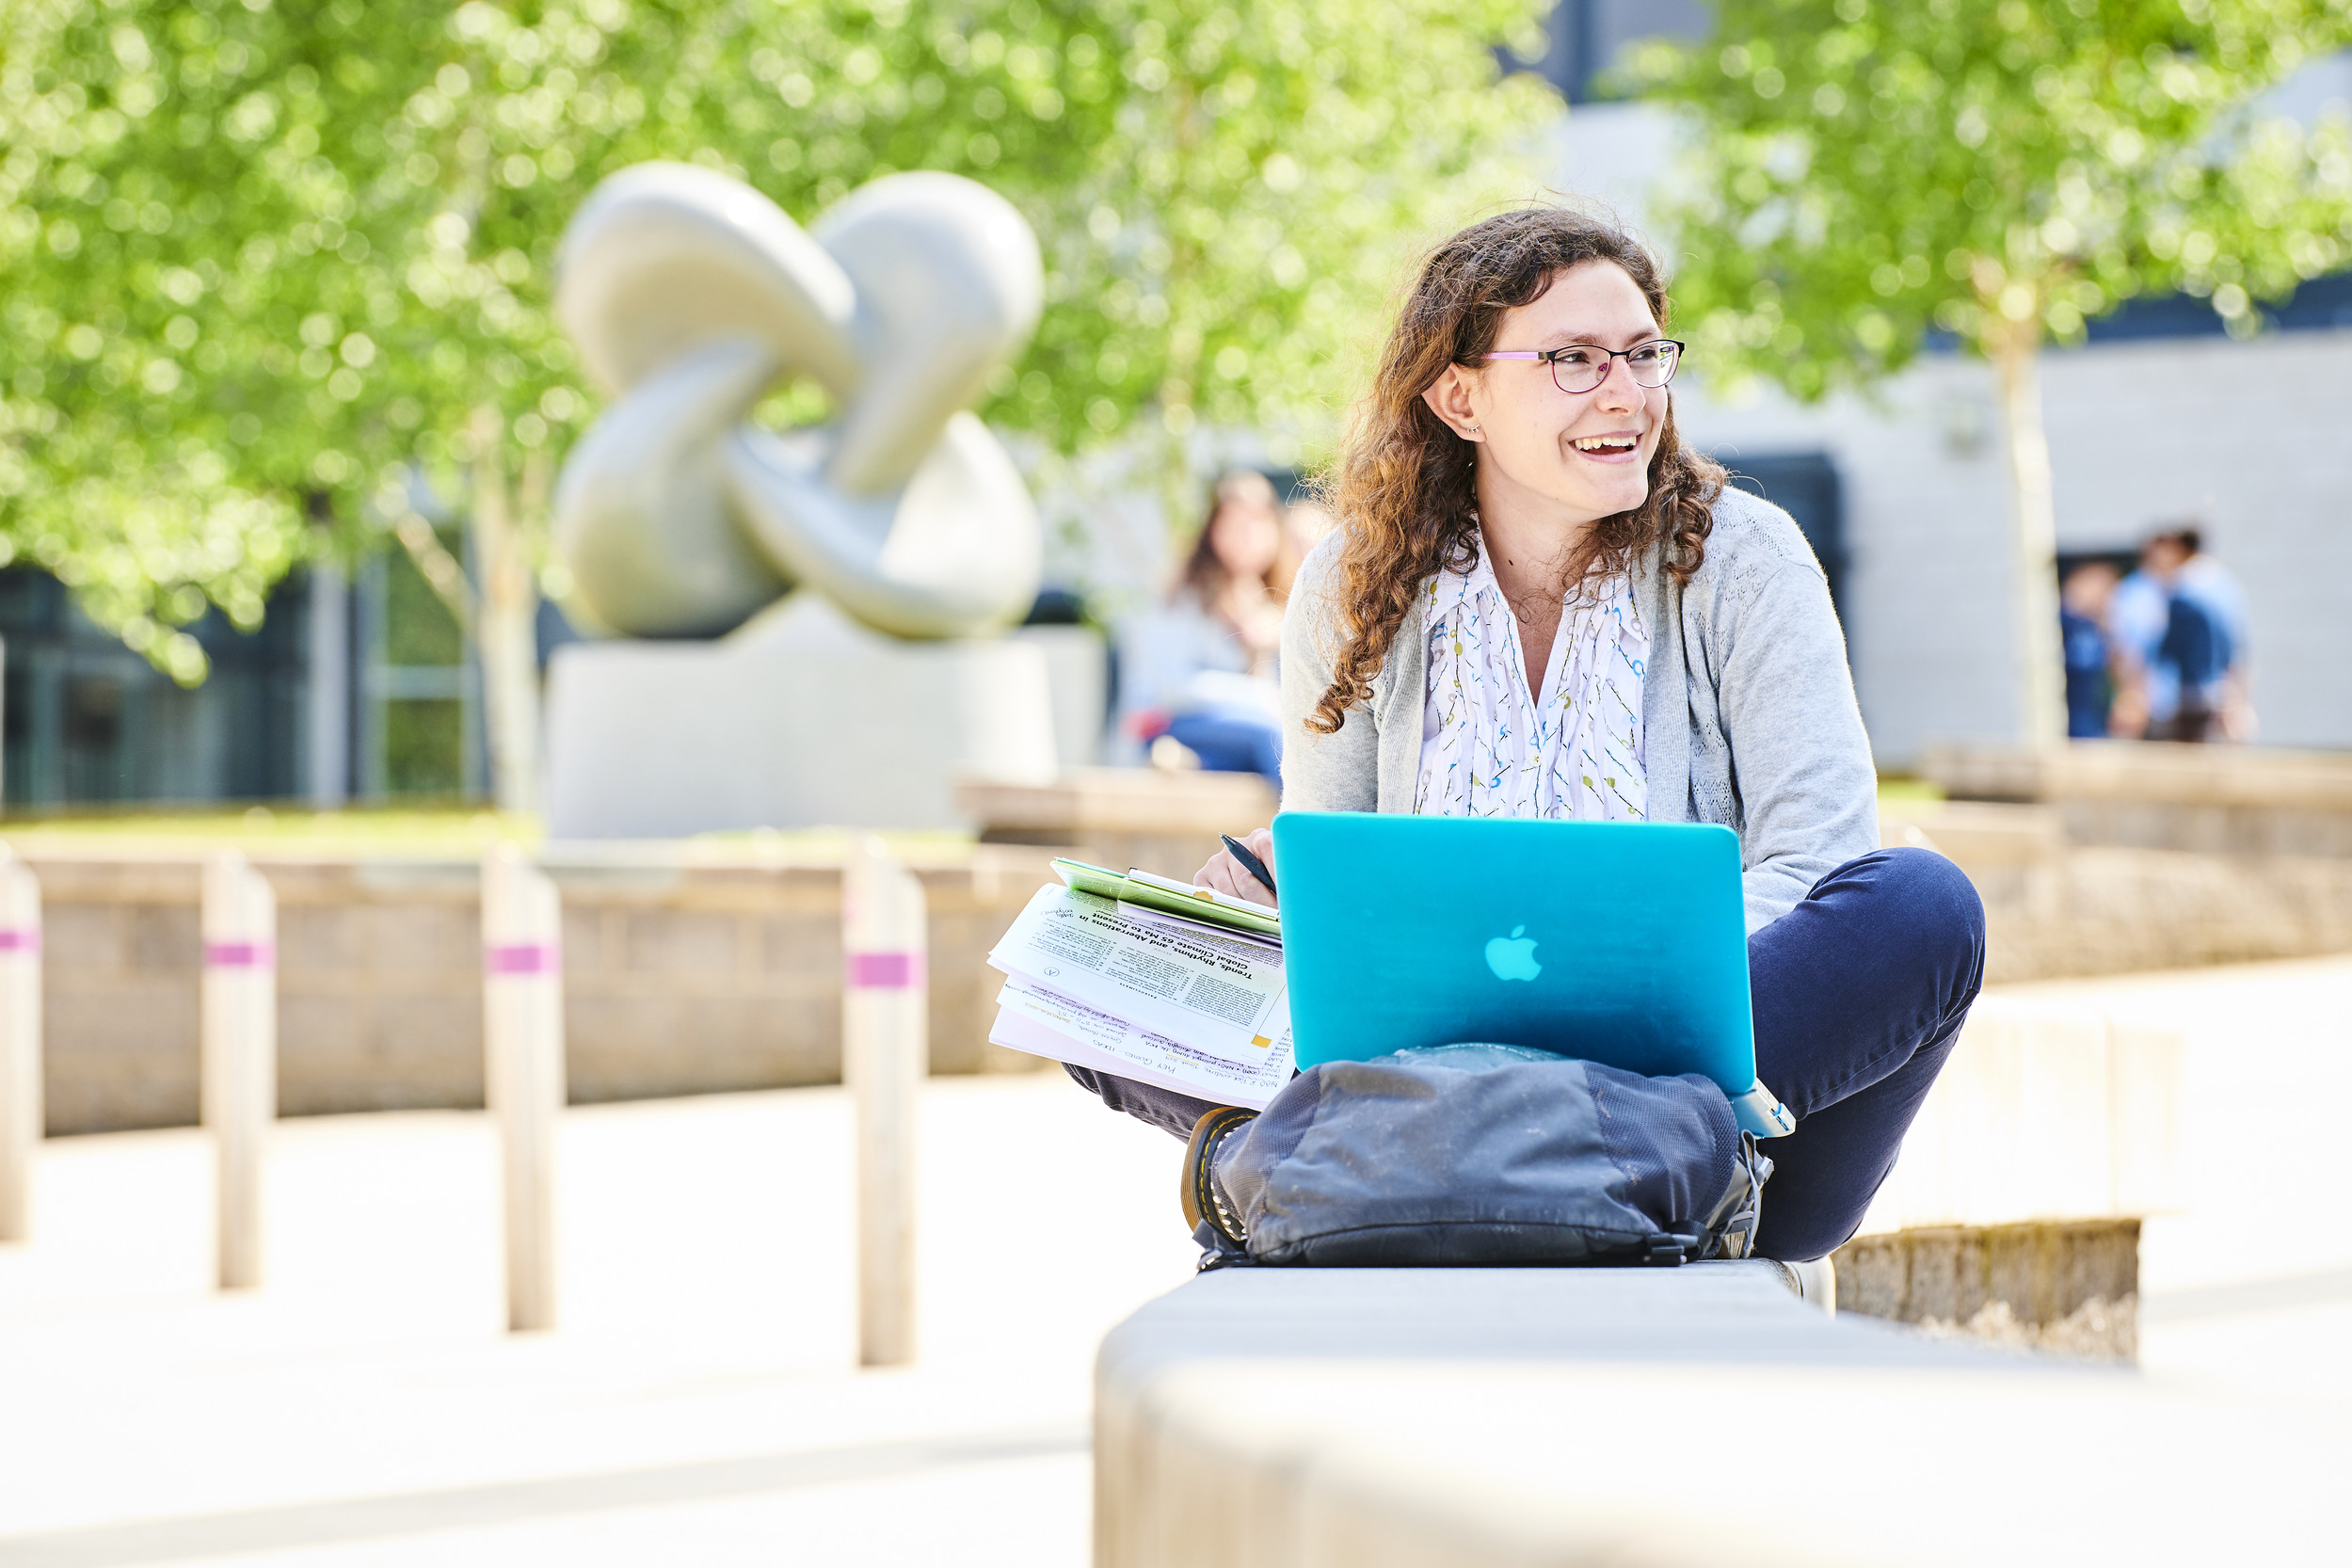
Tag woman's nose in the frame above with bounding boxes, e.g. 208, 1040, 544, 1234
1592, 355, 1641, 410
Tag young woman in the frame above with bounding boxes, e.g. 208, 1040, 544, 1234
1117, 469, 1291, 783
1074, 208, 1985, 1263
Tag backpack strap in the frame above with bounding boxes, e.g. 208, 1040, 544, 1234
1695, 1132, 1775, 1260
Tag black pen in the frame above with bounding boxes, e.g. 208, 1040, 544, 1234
1220, 834, 1278, 898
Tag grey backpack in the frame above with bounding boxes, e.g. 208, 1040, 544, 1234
1182, 1044, 1771, 1268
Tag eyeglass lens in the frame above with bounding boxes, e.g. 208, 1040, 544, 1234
1549, 342, 1680, 394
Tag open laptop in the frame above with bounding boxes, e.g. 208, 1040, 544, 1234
1272, 811, 1796, 1139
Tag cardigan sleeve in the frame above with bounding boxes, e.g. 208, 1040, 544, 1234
1708, 552, 1882, 930
1277, 535, 1381, 813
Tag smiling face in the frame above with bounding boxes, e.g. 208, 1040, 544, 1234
1421, 260, 1672, 529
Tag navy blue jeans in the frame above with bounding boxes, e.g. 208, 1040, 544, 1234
1064, 846, 1986, 1262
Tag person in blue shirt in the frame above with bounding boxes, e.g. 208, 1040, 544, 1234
2059, 561, 2119, 739
2106, 534, 2178, 738
2158, 529, 2251, 742
2107, 527, 2251, 743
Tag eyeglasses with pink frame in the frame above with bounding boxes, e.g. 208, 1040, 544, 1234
1480, 339, 1685, 395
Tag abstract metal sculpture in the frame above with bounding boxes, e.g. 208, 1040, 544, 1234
550, 163, 1046, 640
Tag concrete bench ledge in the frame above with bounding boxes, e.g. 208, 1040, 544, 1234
1829, 993, 2183, 1355
1925, 739, 2352, 859
1098, 992, 2209, 1563
957, 768, 1278, 880
1100, 1263, 1925, 1385
959, 768, 1279, 836
1096, 1263, 2341, 1568
1925, 737, 2352, 812
1096, 1263, 1978, 1568
1878, 798, 2066, 865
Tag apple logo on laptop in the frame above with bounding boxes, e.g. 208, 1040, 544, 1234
1484, 925, 1542, 982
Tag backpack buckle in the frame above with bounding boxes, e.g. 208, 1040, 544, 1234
1644, 1233, 1696, 1266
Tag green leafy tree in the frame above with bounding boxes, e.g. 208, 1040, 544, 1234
1635, 0, 2352, 744
2, 0, 1554, 806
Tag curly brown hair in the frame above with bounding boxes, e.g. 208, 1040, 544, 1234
1306, 207, 1723, 736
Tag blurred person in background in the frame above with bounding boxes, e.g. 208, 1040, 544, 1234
2059, 560, 2120, 739
2159, 527, 2253, 742
1115, 470, 1290, 785
2104, 532, 2174, 737
2107, 526, 2251, 743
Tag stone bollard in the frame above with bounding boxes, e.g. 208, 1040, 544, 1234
201, 851, 276, 1290
0, 848, 41, 1242
482, 845, 566, 1334
843, 837, 927, 1368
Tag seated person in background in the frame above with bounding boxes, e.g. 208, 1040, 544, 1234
1115, 470, 1289, 786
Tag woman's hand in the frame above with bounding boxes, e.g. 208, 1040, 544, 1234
1194, 826, 1278, 909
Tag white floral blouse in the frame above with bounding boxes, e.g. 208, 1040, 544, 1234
1412, 550, 1649, 821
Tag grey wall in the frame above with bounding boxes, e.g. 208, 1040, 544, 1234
1555, 90, 2352, 767
1676, 328, 2352, 763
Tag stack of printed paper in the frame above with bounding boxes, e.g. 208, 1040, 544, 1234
985, 862, 1292, 1109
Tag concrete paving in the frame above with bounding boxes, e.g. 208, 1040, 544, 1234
1, 954, 2345, 1565
0, 1076, 1199, 1566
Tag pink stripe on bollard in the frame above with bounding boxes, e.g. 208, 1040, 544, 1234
0, 927, 40, 955
846, 951, 924, 990
485, 941, 561, 976
204, 939, 274, 968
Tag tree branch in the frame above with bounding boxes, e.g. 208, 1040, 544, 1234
392, 510, 477, 638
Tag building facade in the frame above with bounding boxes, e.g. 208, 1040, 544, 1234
1544, 4, 2352, 763
0, 542, 516, 812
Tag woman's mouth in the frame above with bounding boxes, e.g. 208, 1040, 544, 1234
1568, 431, 1643, 463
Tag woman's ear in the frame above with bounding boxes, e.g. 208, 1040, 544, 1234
1420, 365, 1484, 441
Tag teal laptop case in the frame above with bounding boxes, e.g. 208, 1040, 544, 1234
1272, 811, 1794, 1138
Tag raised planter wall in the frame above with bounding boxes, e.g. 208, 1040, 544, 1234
27, 843, 1058, 1136
1923, 738, 2352, 856
1883, 795, 2352, 982
960, 761, 2352, 986
959, 767, 1277, 882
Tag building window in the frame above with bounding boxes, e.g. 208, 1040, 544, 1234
1509, 0, 1712, 104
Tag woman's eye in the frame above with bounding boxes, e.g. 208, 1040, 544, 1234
1627, 344, 1665, 365
1551, 348, 1601, 368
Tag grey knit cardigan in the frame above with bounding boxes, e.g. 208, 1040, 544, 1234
1277, 485, 1880, 933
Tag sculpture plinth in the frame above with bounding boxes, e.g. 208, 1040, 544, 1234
544, 595, 1058, 839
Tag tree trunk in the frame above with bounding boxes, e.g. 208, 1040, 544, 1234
1990, 325, 2065, 749
471, 408, 541, 816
